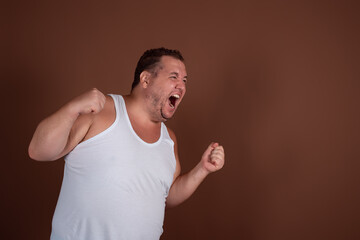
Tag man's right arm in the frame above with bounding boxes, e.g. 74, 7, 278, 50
28, 88, 106, 161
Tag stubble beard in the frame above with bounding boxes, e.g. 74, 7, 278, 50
149, 94, 170, 122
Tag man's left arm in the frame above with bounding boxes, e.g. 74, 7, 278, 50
166, 129, 225, 208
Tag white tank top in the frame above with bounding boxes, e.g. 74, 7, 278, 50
51, 94, 176, 240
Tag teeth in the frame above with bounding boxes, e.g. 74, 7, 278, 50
172, 94, 180, 99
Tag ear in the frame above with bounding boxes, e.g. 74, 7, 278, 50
140, 71, 151, 89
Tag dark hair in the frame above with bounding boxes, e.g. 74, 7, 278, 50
131, 47, 184, 91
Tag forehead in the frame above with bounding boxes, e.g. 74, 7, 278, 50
159, 56, 187, 75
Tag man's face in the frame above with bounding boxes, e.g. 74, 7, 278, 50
145, 56, 187, 122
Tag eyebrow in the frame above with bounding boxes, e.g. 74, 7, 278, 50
170, 72, 179, 77
170, 72, 188, 79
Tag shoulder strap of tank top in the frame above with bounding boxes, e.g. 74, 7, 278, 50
108, 94, 123, 120
161, 123, 174, 146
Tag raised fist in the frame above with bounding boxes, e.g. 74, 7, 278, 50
68, 88, 106, 115
201, 142, 225, 173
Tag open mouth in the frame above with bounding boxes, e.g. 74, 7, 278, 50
169, 94, 180, 108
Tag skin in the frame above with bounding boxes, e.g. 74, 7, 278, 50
28, 55, 225, 207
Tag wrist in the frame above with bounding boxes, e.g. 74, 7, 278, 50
61, 102, 81, 122
193, 162, 210, 180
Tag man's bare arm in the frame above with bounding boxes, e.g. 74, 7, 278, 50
28, 88, 106, 161
166, 129, 225, 207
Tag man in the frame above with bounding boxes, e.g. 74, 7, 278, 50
29, 48, 225, 240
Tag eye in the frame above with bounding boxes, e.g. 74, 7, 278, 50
183, 79, 187, 84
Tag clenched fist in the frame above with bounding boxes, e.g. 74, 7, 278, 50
201, 142, 225, 173
68, 88, 106, 115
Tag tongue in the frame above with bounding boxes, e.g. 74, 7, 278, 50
169, 97, 176, 107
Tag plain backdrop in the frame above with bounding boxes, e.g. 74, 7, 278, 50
2, 0, 360, 239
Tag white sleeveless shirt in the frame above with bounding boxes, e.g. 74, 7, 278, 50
51, 94, 176, 240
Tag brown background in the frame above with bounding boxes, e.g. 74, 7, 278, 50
2, 0, 360, 239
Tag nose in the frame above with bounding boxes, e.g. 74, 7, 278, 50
176, 79, 186, 92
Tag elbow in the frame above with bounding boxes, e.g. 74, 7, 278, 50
28, 142, 37, 160
165, 202, 179, 209
165, 197, 183, 208
28, 143, 55, 161
28, 144, 42, 161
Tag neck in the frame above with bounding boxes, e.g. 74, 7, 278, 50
123, 94, 162, 127
123, 93, 162, 143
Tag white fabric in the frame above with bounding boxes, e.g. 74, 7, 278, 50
51, 94, 176, 240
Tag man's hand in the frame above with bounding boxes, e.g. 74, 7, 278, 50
201, 142, 225, 173
166, 142, 225, 207
68, 88, 106, 116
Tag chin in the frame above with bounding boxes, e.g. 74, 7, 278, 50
161, 115, 172, 122
160, 111, 175, 121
